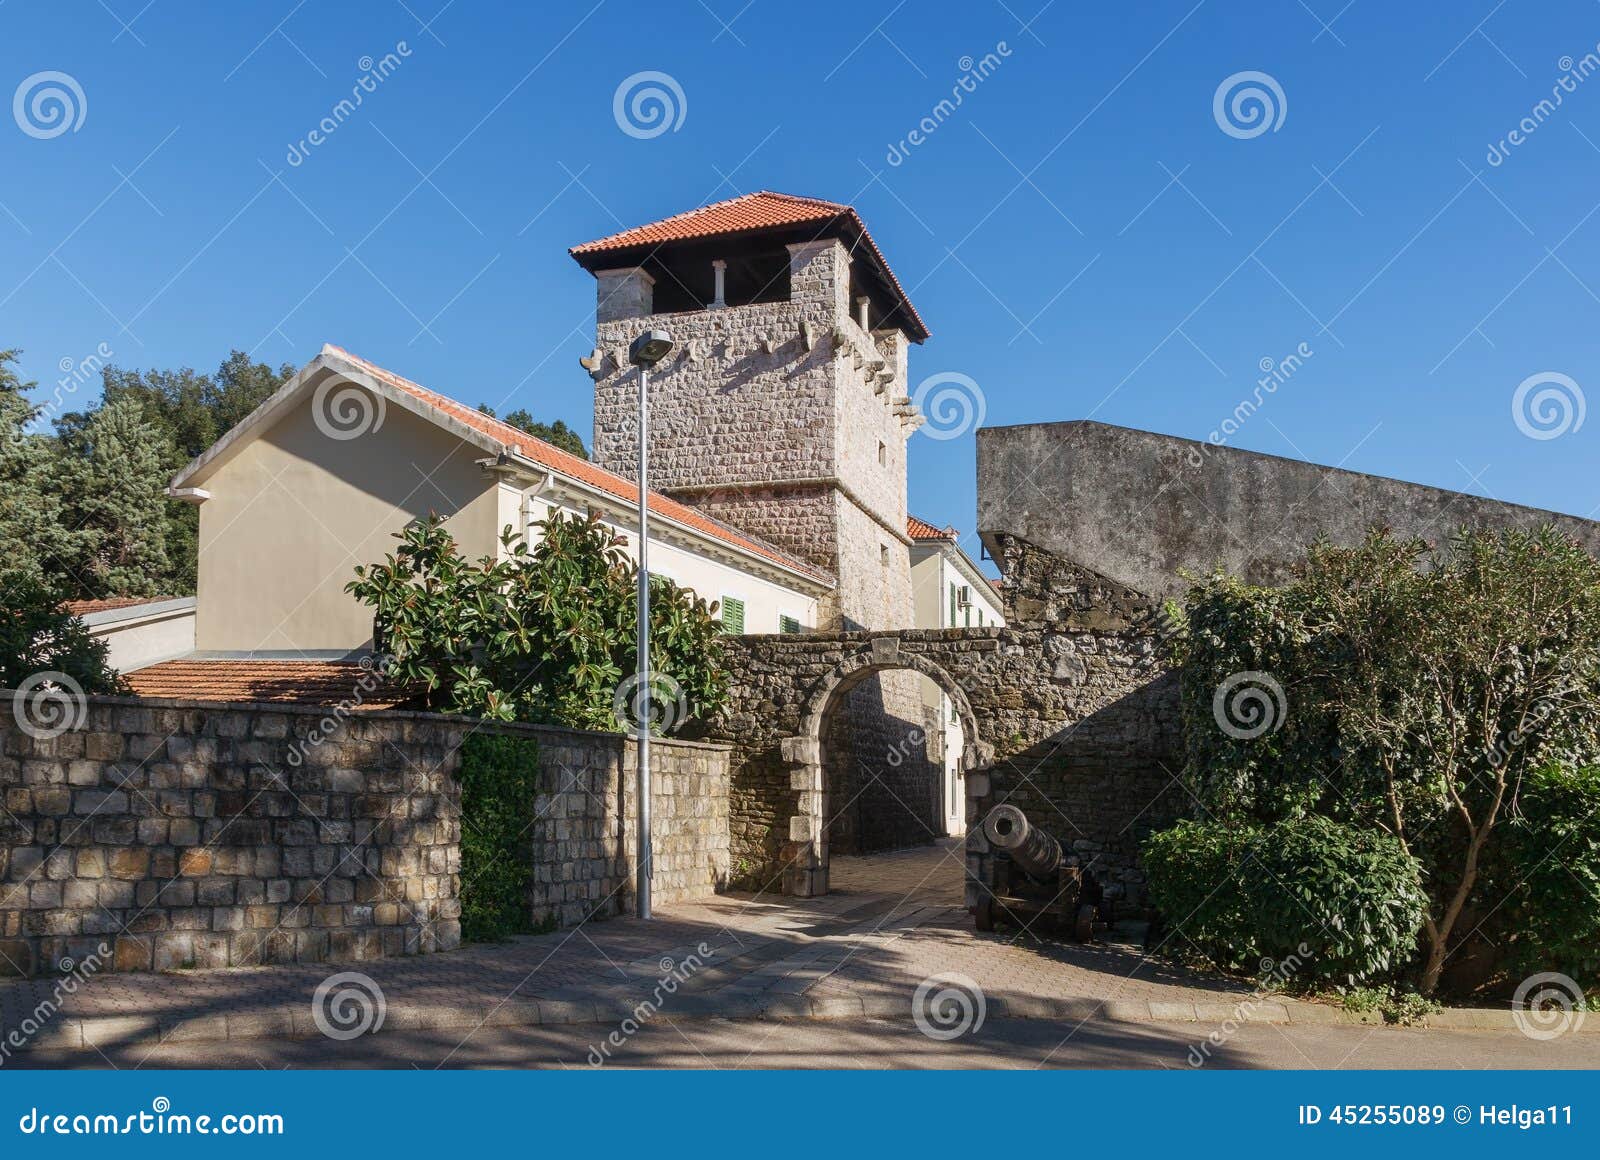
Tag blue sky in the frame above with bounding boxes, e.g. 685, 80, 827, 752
5, 0, 1600, 570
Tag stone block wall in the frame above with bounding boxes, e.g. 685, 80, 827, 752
0, 695, 460, 978
0, 694, 730, 976
526, 730, 730, 928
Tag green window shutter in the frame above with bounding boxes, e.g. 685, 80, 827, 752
722, 597, 746, 634
949, 583, 957, 627
779, 614, 800, 634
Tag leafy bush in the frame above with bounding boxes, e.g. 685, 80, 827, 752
1143, 816, 1427, 988
347, 511, 727, 731
1171, 527, 1600, 994
0, 570, 126, 694
457, 732, 541, 942
1476, 762, 1600, 986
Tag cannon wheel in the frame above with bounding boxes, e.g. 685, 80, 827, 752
1074, 903, 1097, 942
974, 896, 995, 932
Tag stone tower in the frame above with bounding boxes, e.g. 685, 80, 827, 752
570, 191, 929, 632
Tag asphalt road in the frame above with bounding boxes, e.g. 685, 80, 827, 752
12, 1016, 1600, 1070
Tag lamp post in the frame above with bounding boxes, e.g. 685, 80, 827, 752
628, 328, 673, 920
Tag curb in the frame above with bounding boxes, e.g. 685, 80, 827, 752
8, 993, 1591, 1055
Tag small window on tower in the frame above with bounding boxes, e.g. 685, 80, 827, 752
877, 441, 887, 466
880, 544, 890, 567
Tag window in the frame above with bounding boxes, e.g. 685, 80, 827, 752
877, 440, 887, 466
721, 596, 746, 634
779, 614, 801, 634
880, 544, 890, 567
949, 582, 957, 627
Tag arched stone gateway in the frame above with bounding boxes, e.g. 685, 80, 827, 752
711, 535, 1187, 910
776, 637, 994, 897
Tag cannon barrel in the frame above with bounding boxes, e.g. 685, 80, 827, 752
982, 804, 1063, 878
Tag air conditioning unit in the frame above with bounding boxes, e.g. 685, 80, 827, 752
956, 585, 973, 608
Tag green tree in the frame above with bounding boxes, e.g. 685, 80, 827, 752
54, 349, 294, 593
476, 403, 588, 460
0, 350, 83, 588
0, 569, 126, 694
55, 398, 177, 598
1172, 526, 1600, 995
346, 511, 726, 730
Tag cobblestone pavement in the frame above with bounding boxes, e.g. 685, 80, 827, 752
0, 840, 1575, 1062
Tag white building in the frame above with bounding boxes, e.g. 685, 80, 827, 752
908, 516, 1005, 833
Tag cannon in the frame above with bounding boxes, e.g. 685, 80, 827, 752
973, 804, 1112, 940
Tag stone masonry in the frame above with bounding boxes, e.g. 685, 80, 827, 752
0, 693, 729, 976
712, 534, 1182, 904
585, 233, 935, 860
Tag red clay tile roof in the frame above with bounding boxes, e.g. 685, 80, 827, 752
126, 660, 414, 708
906, 515, 958, 542
324, 346, 833, 587
568, 191, 929, 343
571, 191, 848, 253
64, 596, 182, 617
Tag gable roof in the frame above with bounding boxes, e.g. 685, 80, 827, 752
169, 345, 833, 590
569, 190, 930, 343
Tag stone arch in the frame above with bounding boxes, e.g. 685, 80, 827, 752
776, 636, 993, 896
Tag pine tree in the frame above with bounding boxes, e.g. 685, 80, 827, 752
56, 398, 176, 597
0, 350, 83, 588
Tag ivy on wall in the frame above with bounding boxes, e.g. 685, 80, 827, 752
457, 731, 541, 942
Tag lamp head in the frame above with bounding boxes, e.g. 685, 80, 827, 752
629, 329, 675, 367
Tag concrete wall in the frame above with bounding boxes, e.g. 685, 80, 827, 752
0, 694, 730, 976
193, 381, 496, 653
80, 599, 196, 673
978, 420, 1600, 600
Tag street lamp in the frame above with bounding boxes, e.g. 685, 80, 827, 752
628, 328, 673, 920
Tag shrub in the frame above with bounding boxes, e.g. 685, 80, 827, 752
1172, 526, 1600, 994
1143, 816, 1427, 988
347, 511, 727, 731
457, 732, 541, 942
1477, 762, 1600, 986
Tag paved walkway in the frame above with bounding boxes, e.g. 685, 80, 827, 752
0, 841, 1574, 1060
